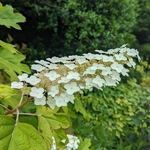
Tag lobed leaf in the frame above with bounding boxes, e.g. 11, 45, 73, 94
0, 115, 47, 150
0, 48, 30, 81
0, 3, 25, 30
36, 106, 70, 129
0, 40, 19, 54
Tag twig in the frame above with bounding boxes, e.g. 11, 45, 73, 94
0, 104, 10, 111
15, 93, 24, 125
4, 96, 33, 115
13, 112, 39, 116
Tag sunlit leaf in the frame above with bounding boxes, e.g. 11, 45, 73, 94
78, 137, 91, 150
0, 3, 25, 30
0, 84, 21, 109
0, 48, 30, 81
0, 40, 19, 53
36, 106, 70, 129
0, 115, 47, 150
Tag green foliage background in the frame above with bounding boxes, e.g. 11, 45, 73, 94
0, 0, 138, 59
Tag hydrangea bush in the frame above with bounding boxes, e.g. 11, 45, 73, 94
8, 45, 140, 150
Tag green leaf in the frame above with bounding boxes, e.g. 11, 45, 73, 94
74, 98, 91, 121
0, 84, 21, 109
0, 48, 30, 81
0, 40, 19, 53
0, 115, 47, 150
38, 116, 52, 149
36, 106, 70, 129
36, 106, 70, 149
0, 3, 26, 30
52, 129, 68, 149
78, 137, 91, 150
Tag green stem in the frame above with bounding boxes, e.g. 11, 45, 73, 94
4, 96, 33, 115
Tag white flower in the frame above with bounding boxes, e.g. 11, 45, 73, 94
126, 58, 136, 68
60, 93, 75, 103
47, 57, 62, 63
44, 71, 60, 81
64, 64, 77, 70
65, 134, 80, 150
104, 76, 117, 86
85, 78, 95, 90
58, 77, 71, 83
34, 96, 46, 105
111, 71, 121, 81
92, 75, 105, 88
44, 63, 58, 69
18, 73, 28, 81
126, 48, 139, 57
35, 60, 49, 66
48, 85, 59, 97
90, 63, 105, 71
47, 96, 56, 109
11, 81, 23, 89
30, 87, 44, 98
67, 71, 80, 80
31, 64, 45, 72
64, 82, 80, 95
107, 48, 119, 54
83, 53, 100, 60
121, 68, 129, 76
75, 56, 88, 64
26, 75, 41, 85
114, 53, 127, 61
102, 55, 114, 62
101, 67, 112, 76
54, 95, 67, 107
111, 62, 124, 73
83, 67, 96, 75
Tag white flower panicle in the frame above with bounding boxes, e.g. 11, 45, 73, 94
11, 46, 140, 109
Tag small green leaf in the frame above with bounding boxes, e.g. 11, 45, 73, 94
0, 115, 47, 150
0, 40, 19, 53
0, 3, 26, 30
78, 137, 91, 150
75, 98, 91, 121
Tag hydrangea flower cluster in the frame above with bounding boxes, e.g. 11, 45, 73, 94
51, 134, 80, 150
11, 45, 140, 109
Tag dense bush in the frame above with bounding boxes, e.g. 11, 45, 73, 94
0, 0, 138, 60
132, 0, 150, 63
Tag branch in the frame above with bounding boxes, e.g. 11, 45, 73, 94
0, 103, 10, 111
4, 96, 33, 115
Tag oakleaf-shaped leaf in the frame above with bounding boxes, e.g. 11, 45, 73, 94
0, 115, 47, 150
0, 40, 19, 53
78, 137, 91, 150
36, 106, 70, 129
0, 3, 26, 30
0, 48, 30, 81
0, 84, 21, 109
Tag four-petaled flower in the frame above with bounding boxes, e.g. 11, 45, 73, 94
44, 71, 60, 81
30, 87, 44, 98
64, 82, 80, 95
11, 81, 23, 89
26, 75, 41, 85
